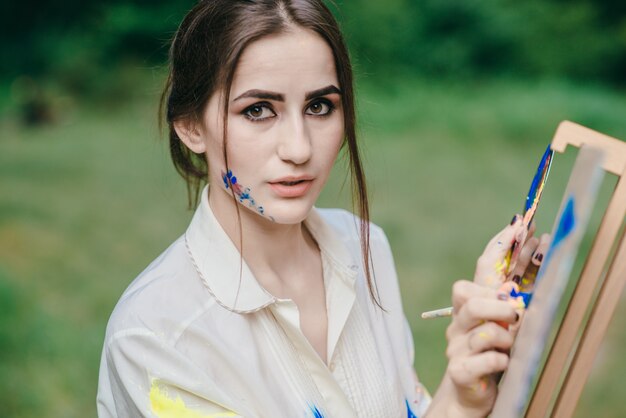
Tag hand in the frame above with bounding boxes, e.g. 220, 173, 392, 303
474, 214, 550, 290
442, 280, 521, 417
426, 218, 550, 418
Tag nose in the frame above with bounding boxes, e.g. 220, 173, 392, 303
276, 113, 312, 165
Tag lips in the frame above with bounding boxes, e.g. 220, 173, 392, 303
269, 176, 314, 198
277, 180, 306, 186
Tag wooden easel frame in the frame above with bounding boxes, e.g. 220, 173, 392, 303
526, 121, 626, 417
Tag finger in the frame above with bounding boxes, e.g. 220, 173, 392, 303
448, 351, 509, 387
448, 298, 520, 338
530, 233, 551, 267
475, 215, 525, 287
483, 214, 522, 253
520, 233, 551, 292
527, 220, 537, 238
508, 236, 539, 284
446, 321, 515, 358
507, 226, 528, 274
509, 308, 526, 336
467, 322, 515, 354
454, 298, 520, 332
521, 265, 539, 292
450, 280, 497, 313
450, 281, 521, 319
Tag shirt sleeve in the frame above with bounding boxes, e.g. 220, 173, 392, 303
97, 328, 243, 418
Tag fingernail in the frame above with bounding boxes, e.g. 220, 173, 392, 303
527, 221, 533, 231
512, 274, 522, 284
515, 312, 520, 322
536, 253, 544, 263
510, 215, 519, 225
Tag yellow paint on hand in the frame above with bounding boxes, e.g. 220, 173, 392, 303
494, 260, 508, 276
510, 296, 526, 310
478, 332, 490, 340
149, 381, 237, 418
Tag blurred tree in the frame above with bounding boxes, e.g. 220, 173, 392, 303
1, 0, 624, 102
334, 0, 626, 84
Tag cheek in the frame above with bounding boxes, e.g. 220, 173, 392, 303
318, 121, 345, 158
222, 137, 275, 185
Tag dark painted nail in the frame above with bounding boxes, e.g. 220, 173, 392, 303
515, 312, 520, 322
535, 253, 544, 263
527, 221, 533, 231
510, 215, 519, 225
512, 274, 522, 284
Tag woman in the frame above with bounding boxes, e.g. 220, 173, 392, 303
97, 1, 545, 417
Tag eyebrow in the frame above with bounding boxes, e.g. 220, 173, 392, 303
305, 85, 342, 100
232, 85, 342, 102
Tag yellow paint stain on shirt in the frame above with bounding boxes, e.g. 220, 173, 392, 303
149, 382, 237, 418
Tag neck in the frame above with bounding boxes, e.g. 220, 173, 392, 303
208, 188, 318, 296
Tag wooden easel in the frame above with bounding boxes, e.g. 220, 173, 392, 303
525, 121, 626, 417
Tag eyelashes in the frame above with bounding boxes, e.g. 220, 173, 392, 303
242, 102, 276, 121
241, 98, 336, 123
305, 100, 334, 116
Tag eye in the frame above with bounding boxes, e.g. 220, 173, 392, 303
305, 99, 334, 117
242, 102, 276, 122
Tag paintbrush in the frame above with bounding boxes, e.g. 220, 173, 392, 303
420, 144, 554, 319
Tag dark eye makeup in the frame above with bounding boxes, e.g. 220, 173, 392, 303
242, 102, 276, 122
240, 97, 336, 123
305, 98, 335, 117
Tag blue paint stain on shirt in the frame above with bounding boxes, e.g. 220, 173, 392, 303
406, 399, 418, 418
310, 405, 324, 418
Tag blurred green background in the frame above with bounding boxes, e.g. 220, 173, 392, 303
1, 0, 625, 417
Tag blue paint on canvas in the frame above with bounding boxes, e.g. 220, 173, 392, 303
552, 196, 576, 249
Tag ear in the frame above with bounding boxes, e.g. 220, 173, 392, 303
173, 118, 207, 154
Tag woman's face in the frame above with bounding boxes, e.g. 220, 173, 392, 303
196, 27, 344, 224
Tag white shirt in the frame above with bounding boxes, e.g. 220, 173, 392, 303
97, 187, 431, 417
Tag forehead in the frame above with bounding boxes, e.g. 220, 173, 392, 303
231, 27, 338, 96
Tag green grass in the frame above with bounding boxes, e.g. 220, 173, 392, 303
1, 74, 625, 417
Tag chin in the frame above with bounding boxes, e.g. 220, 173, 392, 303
253, 198, 315, 225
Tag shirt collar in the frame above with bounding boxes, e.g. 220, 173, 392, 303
185, 186, 358, 314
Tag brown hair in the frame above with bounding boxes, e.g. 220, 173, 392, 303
160, 0, 382, 309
